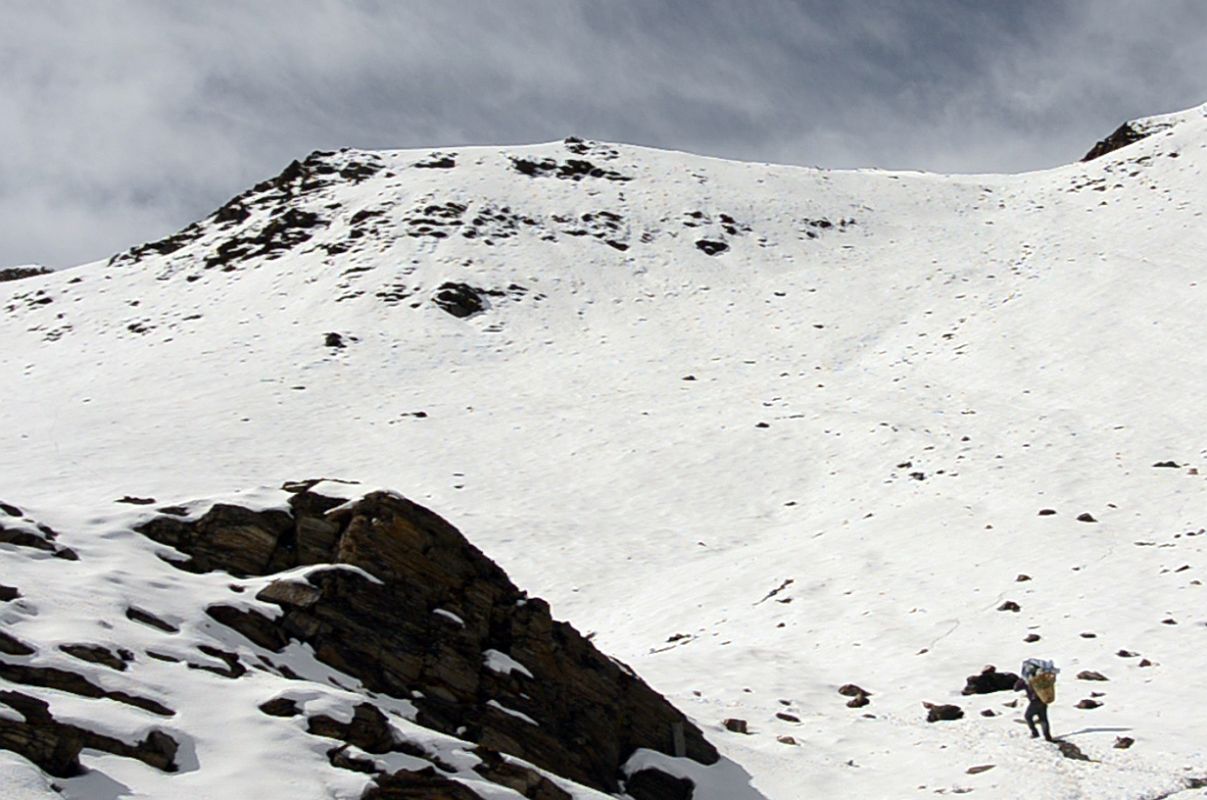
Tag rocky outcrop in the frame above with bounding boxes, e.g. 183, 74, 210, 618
136, 480, 718, 797
1082, 122, 1149, 161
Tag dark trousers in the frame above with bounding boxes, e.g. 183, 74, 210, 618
1025, 698, 1052, 740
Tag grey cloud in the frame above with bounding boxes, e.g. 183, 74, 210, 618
1, 0, 1204, 267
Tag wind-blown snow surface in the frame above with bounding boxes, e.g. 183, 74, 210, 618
4, 103, 1207, 798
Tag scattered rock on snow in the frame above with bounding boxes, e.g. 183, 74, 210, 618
1076, 513, 1097, 523
923, 703, 964, 722
1114, 736, 1134, 749
1076, 699, 1102, 709
1037, 509, 1056, 516
966, 764, 995, 775
695, 239, 729, 256
1077, 671, 1108, 681
997, 601, 1021, 612
962, 665, 1019, 695
1024, 633, 1041, 643
722, 718, 749, 734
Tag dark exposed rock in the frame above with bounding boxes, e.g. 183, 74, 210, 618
363, 767, 481, 799
0, 631, 35, 656
923, 702, 963, 722
414, 153, 456, 169
1117, 649, 1139, 658
511, 156, 631, 182
966, 764, 995, 775
838, 684, 870, 697
722, 718, 748, 734
0, 501, 22, 517
846, 694, 870, 708
1037, 509, 1056, 516
1016, 574, 1031, 582
1114, 736, 1134, 749
0, 584, 19, 602
1077, 670, 1108, 681
1024, 633, 1041, 643
258, 697, 301, 717
997, 601, 1021, 612
775, 712, 800, 723
0, 690, 178, 777
307, 702, 397, 753
1082, 123, 1150, 161
695, 240, 728, 256
0, 659, 173, 716
1075, 698, 1102, 709
1056, 740, 1092, 761
125, 605, 180, 633
59, 643, 132, 671
432, 282, 486, 318
627, 768, 695, 800
135, 482, 718, 794
0, 266, 53, 283
473, 748, 572, 800
0, 518, 78, 560
1153, 461, 1181, 468
962, 665, 1019, 695
1076, 512, 1097, 523
117, 495, 156, 505
325, 332, 346, 349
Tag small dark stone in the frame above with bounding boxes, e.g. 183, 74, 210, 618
1138, 658, 1153, 667
775, 712, 800, 723
1153, 460, 1180, 468
1080, 632, 1097, 638
0, 584, 19, 602
998, 601, 1021, 612
846, 694, 870, 708
116, 496, 157, 505
755, 422, 770, 429
838, 684, 871, 697
980, 709, 997, 717
695, 239, 729, 256
1114, 736, 1134, 749
1117, 649, 1138, 658
1077, 671, 1108, 681
1076, 698, 1102, 709
909, 472, 926, 481
966, 765, 995, 775
324, 332, 345, 348
924, 702, 964, 722
722, 717, 749, 734
1024, 633, 1041, 643
1076, 513, 1097, 523
1037, 509, 1056, 516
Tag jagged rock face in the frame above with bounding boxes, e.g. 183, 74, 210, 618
137, 481, 717, 796
1082, 122, 1150, 161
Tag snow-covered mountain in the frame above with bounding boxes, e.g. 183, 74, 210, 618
3, 103, 1207, 799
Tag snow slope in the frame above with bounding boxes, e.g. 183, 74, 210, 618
3, 103, 1207, 798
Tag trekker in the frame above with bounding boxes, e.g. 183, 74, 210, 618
1015, 658, 1058, 741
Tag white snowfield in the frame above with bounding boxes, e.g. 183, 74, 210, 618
3, 102, 1207, 799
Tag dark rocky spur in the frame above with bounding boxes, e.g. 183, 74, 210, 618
135, 480, 718, 798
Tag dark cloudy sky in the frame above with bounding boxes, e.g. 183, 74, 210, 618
3, 0, 1205, 268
